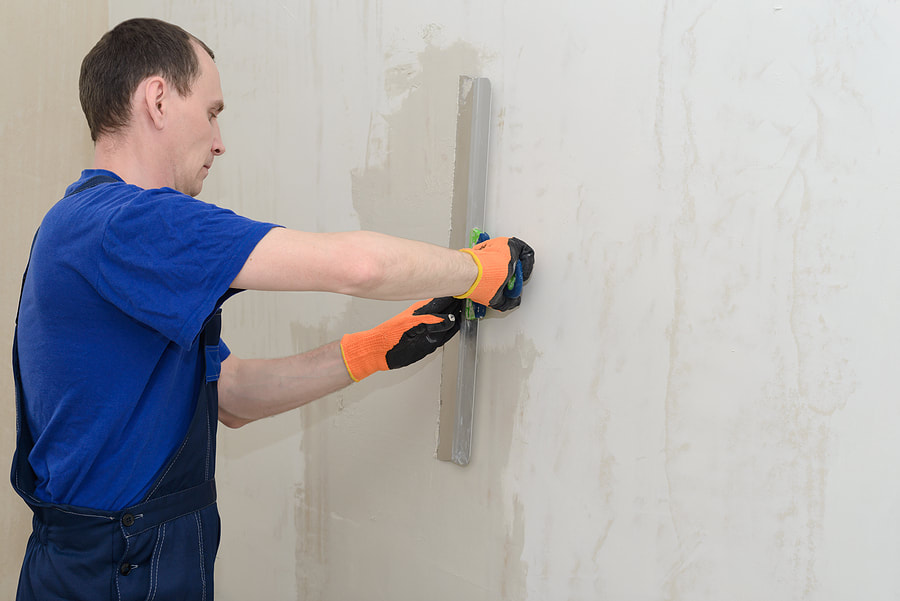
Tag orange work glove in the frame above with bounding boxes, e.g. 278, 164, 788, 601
456, 237, 535, 311
340, 297, 462, 382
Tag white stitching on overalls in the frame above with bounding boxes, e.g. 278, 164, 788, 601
147, 522, 166, 601
195, 511, 207, 601
146, 437, 189, 498
53, 508, 117, 520
115, 527, 130, 601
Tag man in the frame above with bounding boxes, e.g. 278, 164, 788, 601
11, 18, 534, 601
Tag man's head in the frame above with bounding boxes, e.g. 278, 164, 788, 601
80, 18, 226, 196
80, 18, 214, 143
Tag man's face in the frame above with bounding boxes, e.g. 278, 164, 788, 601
166, 44, 226, 197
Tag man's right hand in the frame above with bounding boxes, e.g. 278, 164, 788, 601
456, 237, 535, 311
340, 297, 462, 382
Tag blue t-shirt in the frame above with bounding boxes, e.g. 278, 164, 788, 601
17, 169, 279, 510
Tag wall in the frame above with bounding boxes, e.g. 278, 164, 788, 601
12, 1, 900, 599
0, 1, 107, 596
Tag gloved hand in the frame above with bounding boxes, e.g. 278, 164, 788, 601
340, 297, 462, 382
456, 237, 535, 311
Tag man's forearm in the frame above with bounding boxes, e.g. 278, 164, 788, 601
217, 342, 352, 428
232, 228, 479, 299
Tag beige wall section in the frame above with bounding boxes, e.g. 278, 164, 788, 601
14, 1, 900, 599
0, 1, 107, 595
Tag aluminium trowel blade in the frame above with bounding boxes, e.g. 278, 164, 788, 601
437, 76, 492, 466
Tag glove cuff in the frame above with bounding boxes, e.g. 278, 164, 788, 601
340, 330, 386, 382
454, 248, 483, 300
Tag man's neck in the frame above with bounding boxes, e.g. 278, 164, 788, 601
92, 134, 170, 191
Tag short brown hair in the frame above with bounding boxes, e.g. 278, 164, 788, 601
79, 18, 216, 142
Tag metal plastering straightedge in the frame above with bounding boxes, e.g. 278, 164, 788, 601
437, 76, 492, 466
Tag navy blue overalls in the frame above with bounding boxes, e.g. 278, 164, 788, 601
11, 175, 225, 600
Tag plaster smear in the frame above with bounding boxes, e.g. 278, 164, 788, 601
479, 332, 540, 601
350, 32, 480, 244
294, 33, 530, 600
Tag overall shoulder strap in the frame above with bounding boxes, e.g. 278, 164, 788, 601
14, 231, 40, 326
65, 174, 119, 198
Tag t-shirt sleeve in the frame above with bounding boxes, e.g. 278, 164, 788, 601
96, 187, 279, 349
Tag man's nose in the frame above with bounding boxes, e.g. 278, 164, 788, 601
212, 121, 225, 156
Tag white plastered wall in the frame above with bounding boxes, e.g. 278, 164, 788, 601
9, 2, 900, 600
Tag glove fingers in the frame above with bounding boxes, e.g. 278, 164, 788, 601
413, 296, 462, 316
424, 313, 458, 333
424, 313, 460, 344
510, 237, 535, 282
475, 238, 534, 311
342, 298, 463, 380
414, 298, 462, 342
385, 312, 460, 370
407, 315, 456, 339
490, 294, 522, 313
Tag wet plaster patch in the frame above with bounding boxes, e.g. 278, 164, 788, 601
351, 35, 482, 244
291, 314, 369, 600
294, 32, 532, 598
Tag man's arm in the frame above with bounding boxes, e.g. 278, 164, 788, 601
231, 228, 479, 299
218, 231, 534, 426
217, 342, 351, 428
218, 297, 462, 428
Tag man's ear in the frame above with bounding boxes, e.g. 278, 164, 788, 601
142, 76, 168, 130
